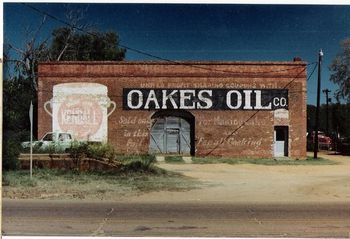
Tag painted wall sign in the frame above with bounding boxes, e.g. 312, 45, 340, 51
123, 88, 288, 110
44, 83, 116, 142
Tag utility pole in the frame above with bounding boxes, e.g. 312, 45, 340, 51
314, 49, 323, 159
29, 101, 33, 179
322, 89, 331, 135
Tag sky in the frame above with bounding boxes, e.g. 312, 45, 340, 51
4, 3, 350, 105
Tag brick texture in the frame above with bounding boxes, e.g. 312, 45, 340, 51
38, 61, 307, 159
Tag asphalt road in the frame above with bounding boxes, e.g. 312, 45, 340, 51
2, 199, 350, 237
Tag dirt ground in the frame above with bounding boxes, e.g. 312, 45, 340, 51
4, 152, 350, 204
125, 151, 350, 204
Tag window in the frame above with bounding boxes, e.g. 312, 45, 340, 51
59, 133, 71, 141
42, 133, 54, 141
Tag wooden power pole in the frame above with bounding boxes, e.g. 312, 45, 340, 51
314, 49, 323, 159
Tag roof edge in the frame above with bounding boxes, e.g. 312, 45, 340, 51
38, 60, 307, 66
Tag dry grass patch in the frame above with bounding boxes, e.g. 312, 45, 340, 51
191, 156, 339, 165
3, 168, 200, 200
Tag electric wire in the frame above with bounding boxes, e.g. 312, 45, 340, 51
20, 3, 318, 156
36, 65, 313, 156
204, 64, 315, 156
307, 63, 317, 82
21, 3, 316, 75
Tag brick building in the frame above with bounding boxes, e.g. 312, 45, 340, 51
38, 60, 307, 158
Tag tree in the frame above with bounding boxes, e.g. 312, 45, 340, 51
307, 103, 350, 137
4, 26, 126, 134
5, 15, 50, 91
3, 7, 126, 170
4, 18, 126, 125
331, 103, 350, 137
329, 39, 350, 102
49, 27, 126, 61
3, 76, 36, 132
4, 24, 126, 132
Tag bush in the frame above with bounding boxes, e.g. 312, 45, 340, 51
68, 141, 89, 157
120, 154, 157, 173
3, 138, 21, 170
2, 130, 30, 170
65, 142, 120, 170
87, 143, 117, 161
38, 143, 66, 154
66, 141, 89, 169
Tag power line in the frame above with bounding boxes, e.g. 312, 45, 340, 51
307, 63, 317, 81
37, 64, 313, 157
21, 3, 316, 76
37, 61, 316, 103
20, 3, 317, 156
204, 66, 310, 156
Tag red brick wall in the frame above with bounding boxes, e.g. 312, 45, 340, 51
38, 61, 307, 158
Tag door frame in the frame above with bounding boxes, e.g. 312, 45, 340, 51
151, 110, 195, 156
274, 126, 289, 157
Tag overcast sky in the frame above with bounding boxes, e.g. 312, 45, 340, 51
4, 3, 350, 105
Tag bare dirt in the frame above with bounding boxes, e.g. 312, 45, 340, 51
4, 152, 350, 204
126, 152, 350, 204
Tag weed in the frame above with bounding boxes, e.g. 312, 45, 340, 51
165, 156, 185, 163
191, 156, 338, 165
3, 172, 38, 187
119, 154, 157, 173
2, 168, 199, 200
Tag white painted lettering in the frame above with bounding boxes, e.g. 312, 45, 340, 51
180, 90, 196, 109
255, 90, 272, 110
226, 90, 242, 109
197, 90, 213, 109
243, 90, 253, 110
162, 90, 178, 109
127, 90, 143, 109
144, 90, 160, 109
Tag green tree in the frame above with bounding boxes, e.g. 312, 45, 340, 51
4, 26, 126, 134
4, 13, 126, 170
329, 39, 350, 102
49, 27, 126, 61
3, 76, 36, 132
331, 103, 350, 137
307, 103, 350, 137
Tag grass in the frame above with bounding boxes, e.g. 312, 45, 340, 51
165, 156, 185, 163
191, 156, 339, 165
2, 168, 200, 200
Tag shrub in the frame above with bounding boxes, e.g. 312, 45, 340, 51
42, 143, 66, 154
120, 154, 157, 173
87, 143, 117, 161
3, 138, 20, 170
66, 141, 89, 169
3, 130, 36, 170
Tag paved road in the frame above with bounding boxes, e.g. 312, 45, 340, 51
3, 199, 350, 237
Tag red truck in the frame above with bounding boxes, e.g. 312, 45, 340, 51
307, 131, 332, 151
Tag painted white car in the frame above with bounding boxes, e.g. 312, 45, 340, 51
21, 132, 73, 152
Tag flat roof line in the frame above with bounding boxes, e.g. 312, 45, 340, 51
38, 60, 307, 66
